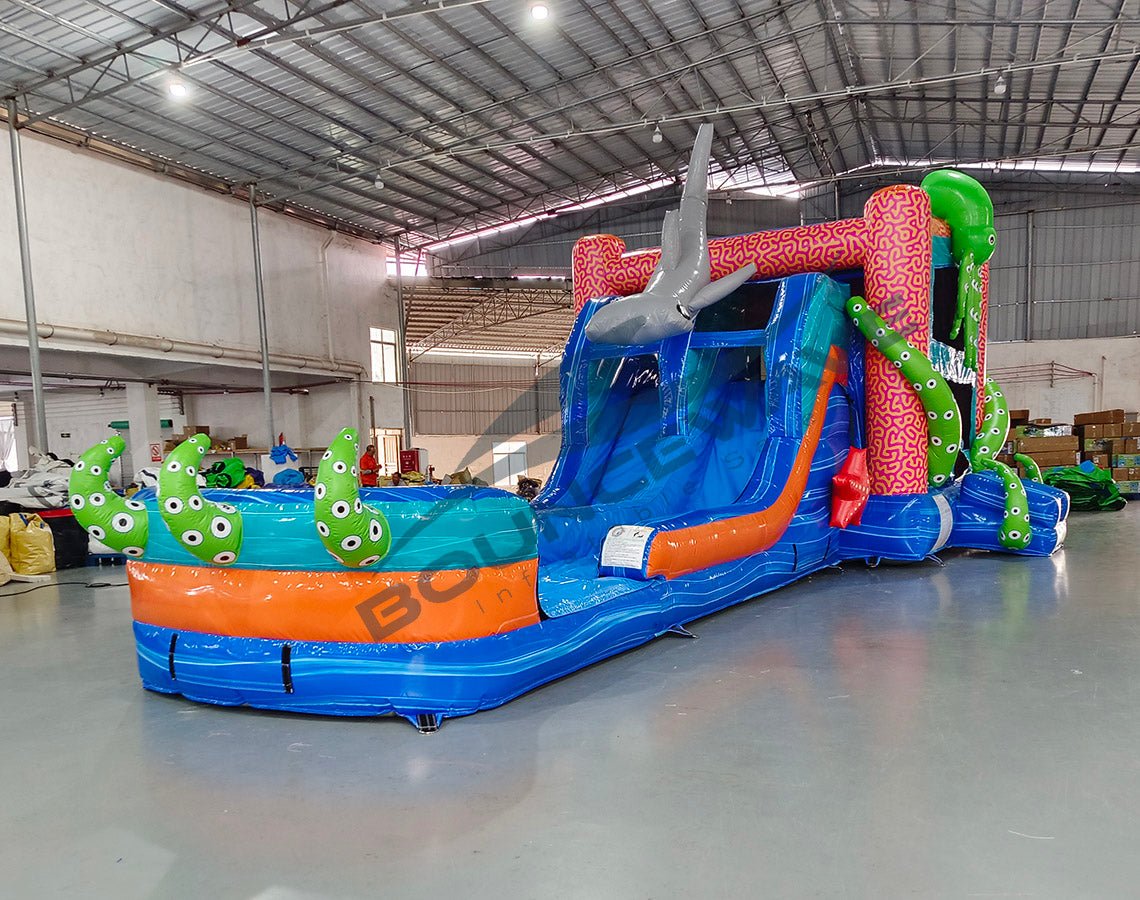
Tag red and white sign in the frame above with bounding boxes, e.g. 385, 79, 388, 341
149, 442, 163, 463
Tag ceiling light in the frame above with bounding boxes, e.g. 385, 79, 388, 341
374, 175, 385, 190
651, 125, 663, 144
993, 73, 1007, 96
167, 80, 189, 100
530, 3, 550, 21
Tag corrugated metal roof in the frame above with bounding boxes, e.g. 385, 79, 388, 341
0, 0, 1137, 250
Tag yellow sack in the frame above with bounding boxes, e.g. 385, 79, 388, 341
9, 513, 56, 575
0, 514, 9, 563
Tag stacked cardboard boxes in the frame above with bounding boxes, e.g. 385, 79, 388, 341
163, 424, 211, 453
1014, 432, 1079, 471
162, 427, 252, 454
1073, 410, 1140, 495
993, 409, 1140, 482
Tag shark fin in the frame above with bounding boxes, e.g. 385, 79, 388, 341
659, 209, 680, 270
687, 262, 758, 313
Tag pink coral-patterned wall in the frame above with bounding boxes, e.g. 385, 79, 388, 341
975, 263, 990, 431
861, 186, 933, 494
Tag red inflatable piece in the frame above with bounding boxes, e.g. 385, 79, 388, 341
831, 447, 871, 528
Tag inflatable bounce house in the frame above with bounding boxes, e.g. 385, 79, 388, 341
68, 126, 1068, 730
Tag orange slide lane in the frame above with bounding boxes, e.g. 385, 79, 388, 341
645, 345, 847, 580
128, 559, 540, 644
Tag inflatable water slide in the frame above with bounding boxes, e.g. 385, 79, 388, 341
68, 126, 1068, 729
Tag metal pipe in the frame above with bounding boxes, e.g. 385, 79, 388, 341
319, 232, 337, 363
0, 317, 364, 376
533, 355, 542, 435
393, 236, 414, 447
368, 394, 377, 450
248, 185, 276, 446
6, 98, 48, 453
1025, 209, 1035, 342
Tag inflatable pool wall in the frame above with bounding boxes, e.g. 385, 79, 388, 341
69, 125, 1068, 729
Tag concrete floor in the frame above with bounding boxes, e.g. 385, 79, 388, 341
1, 507, 1138, 899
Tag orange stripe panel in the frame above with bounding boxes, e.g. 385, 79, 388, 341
645, 346, 844, 580
128, 559, 540, 644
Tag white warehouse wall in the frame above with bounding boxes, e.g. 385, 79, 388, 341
0, 131, 401, 449
987, 336, 1140, 421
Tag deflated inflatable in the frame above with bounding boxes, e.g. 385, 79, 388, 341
70, 127, 1068, 729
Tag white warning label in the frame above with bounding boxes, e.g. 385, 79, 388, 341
601, 525, 655, 571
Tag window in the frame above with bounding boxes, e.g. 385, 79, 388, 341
492, 441, 528, 488
370, 327, 398, 384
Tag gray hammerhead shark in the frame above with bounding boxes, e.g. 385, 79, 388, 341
584, 124, 758, 345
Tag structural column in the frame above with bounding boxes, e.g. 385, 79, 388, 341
6, 98, 48, 453
248, 186, 276, 448
125, 382, 164, 480
393, 236, 414, 447
1024, 209, 1035, 342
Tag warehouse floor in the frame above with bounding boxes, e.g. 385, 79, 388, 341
1, 506, 1137, 899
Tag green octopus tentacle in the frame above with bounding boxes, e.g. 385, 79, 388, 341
847, 296, 961, 487
157, 434, 243, 565
969, 378, 1031, 549
971, 377, 1010, 462
949, 249, 974, 343
314, 428, 391, 567
921, 170, 996, 372
951, 253, 986, 370
67, 436, 148, 558
975, 457, 1033, 550
1014, 453, 1042, 483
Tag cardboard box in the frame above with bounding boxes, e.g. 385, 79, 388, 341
1116, 480, 1140, 496
1082, 453, 1109, 468
1024, 450, 1080, 468
1008, 409, 1030, 424
1083, 438, 1124, 454
1073, 409, 1125, 426
1123, 422, 1140, 437
1112, 467, 1140, 481
1015, 435, 1079, 453
1113, 454, 1140, 467
1123, 437, 1140, 454
1029, 417, 1053, 426
231, 434, 249, 450
1079, 423, 1122, 440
